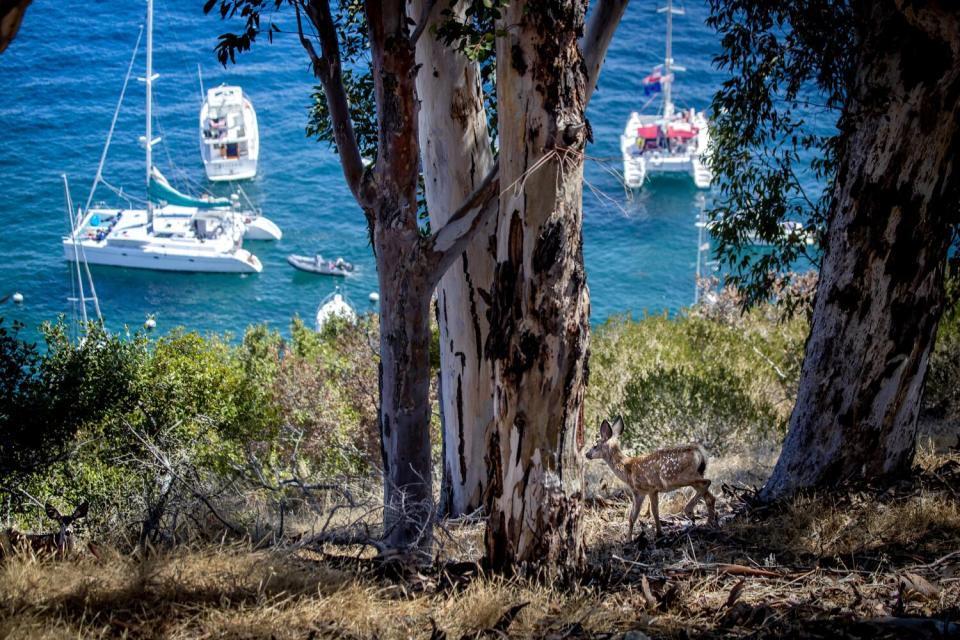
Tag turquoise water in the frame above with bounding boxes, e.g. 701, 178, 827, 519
1, 1, 731, 340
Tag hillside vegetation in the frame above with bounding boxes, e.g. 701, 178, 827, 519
1, 278, 958, 638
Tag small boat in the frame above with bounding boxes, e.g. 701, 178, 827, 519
200, 85, 259, 182
287, 254, 355, 276
315, 288, 357, 331
704, 217, 816, 246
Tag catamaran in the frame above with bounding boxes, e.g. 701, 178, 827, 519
620, 0, 712, 189
200, 84, 259, 181
62, 0, 280, 275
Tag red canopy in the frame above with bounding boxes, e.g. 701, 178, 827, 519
667, 125, 698, 139
636, 125, 659, 139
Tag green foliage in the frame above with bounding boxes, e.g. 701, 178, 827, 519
586, 309, 806, 455
2, 317, 383, 539
0, 319, 146, 489
623, 365, 782, 455
926, 259, 960, 420
706, 1, 855, 308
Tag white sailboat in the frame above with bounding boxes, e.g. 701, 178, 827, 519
200, 84, 259, 182
620, 0, 712, 189
62, 0, 279, 275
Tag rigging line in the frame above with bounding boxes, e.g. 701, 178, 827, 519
64, 185, 79, 334
84, 25, 145, 216
71, 205, 102, 325
100, 179, 144, 206
235, 184, 261, 215
149, 94, 220, 199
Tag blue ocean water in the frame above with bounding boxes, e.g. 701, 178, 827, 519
0, 1, 734, 340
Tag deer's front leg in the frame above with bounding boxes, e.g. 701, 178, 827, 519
649, 491, 662, 537
627, 492, 646, 541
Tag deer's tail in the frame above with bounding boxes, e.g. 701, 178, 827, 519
695, 444, 709, 476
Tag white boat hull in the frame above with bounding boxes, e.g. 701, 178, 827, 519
205, 157, 258, 182
201, 87, 259, 182
315, 292, 357, 331
63, 207, 262, 274
620, 110, 713, 190
242, 215, 282, 240
63, 240, 261, 273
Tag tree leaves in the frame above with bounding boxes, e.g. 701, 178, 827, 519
706, 1, 857, 310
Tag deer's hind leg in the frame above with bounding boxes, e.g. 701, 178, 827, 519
683, 480, 711, 519
703, 484, 718, 525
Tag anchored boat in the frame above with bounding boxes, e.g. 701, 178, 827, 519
620, 0, 712, 189
200, 85, 259, 182
315, 288, 357, 332
287, 254, 355, 277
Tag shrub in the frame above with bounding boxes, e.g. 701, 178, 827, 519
925, 258, 960, 420
621, 364, 783, 454
0, 319, 146, 490
586, 309, 804, 455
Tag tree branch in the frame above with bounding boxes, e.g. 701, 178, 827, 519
424, 161, 500, 283
582, 0, 629, 106
0, 0, 32, 54
408, 0, 439, 48
296, 0, 368, 206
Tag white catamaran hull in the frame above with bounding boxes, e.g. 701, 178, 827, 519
63, 240, 261, 273
620, 111, 713, 190
63, 207, 262, 274
242, 215, 282, 240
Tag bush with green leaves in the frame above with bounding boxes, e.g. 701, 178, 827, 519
586, 309, 805, 455
621, 364, 783, 455
925, 259, 960, 422
0, 319, 146, 492
2, 317, 386, 543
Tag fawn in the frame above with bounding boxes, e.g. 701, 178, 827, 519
0, 501, 89, 559
586, 416, 717, 539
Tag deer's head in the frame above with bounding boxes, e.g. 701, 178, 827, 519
586, 416, 625, 460
45, 501, 88, 547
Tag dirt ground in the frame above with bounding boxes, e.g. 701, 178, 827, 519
2, 449, 959, 639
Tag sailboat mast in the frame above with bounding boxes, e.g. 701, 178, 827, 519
663, 0, 673, 119
145, 0, 154, 224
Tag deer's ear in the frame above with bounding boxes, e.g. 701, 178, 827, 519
72, 502, 89, 520
45, 503, 62, 521
612, 416, 625, 437
600, 419, 613, 441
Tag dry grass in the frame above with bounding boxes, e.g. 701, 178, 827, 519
3, 452, 959, 639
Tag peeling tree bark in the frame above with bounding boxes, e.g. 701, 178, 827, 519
484, 0, 593, 574
295, 0, 502, 555
411, 0, 628, 522
412, 0, 497, 518
762, 2, 960, 501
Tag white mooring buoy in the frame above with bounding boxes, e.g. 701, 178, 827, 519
368, 292, 380, 305
144, 316, 157, 330
12, 292, 23, 304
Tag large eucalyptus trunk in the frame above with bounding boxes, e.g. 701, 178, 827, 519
762, 3, 960, 500
289, 0, 507, 554
484, 0, 592, 574
412, 0, 497, 518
